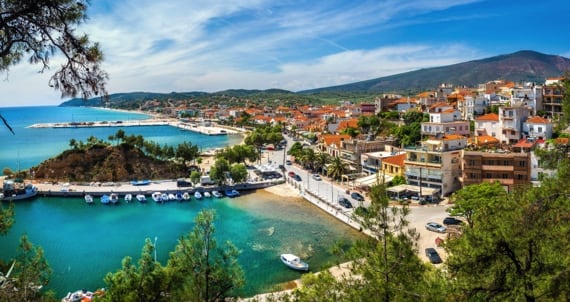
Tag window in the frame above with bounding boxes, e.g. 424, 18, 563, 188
538, 127, 543, 133
519, 161, 526, 167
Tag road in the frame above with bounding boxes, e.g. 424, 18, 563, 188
258, 135, 452, 262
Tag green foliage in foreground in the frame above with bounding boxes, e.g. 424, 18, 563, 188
102, 209, 244, 302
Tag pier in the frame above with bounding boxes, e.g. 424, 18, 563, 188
28, 118, 243, 136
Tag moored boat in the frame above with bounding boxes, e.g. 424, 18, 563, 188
124, 194, 132, 203
100, 194, 110, 205
136, 194, 147, 203
280, 253, 309, 271
194, 191, 203, 200
110, 193, 119, 205
131, 180, 151, 186
203, 191, 211, 198
212, 190, 222, 198
161, 193, 169, 202
224, 189, 240, 198
84, 194, 94, 204
151, 192, 163, 203
1, 180, 38, 201
168, 193, 176, 201
175, 191, 183, 201
182, 192, 191, 200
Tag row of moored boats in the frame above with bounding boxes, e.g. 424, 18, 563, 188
84, 189, 240, 204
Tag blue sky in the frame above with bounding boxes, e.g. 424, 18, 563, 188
1, 0, 569, 107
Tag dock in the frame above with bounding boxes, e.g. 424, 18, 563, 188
27, 119, 242, 136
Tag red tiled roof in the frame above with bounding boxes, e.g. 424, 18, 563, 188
512, 138, 535, 148
526, 116, 550, 124
322, 134, 351, 147
382, 153, 406, 167
475, 113, 499, 121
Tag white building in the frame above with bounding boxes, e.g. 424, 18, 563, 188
523, 116, 553, 140
421, 102, 470, 137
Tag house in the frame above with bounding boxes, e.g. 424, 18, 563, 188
474, 113, 500, 138
523, 116, 552, 140
421, 102, 470, 137
381, 152, 406, 178
460, 94, 488, 120
498, 106, 530, 144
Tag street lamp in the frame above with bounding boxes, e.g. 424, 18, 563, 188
154, 236, 158, 262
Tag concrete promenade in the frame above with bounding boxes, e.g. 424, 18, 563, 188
28, 118, 243, 136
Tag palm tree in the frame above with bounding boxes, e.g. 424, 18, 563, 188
314, 152, 331, 175
327, 157, 348, 182
300, 148, 316, 171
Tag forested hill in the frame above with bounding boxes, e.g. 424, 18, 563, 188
299, 50, 570, 94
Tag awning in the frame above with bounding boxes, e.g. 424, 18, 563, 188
354, 173, 394, 187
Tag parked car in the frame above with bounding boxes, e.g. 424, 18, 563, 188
350, 192, 365, 201
425, 222, 447, 233
293, 174, 302, 182
338, 197, 353, 209
285, 160, 292, 165
312, 174, 322, 181
425, 248, 442, 264
287, 171, 296, 177
278, 164, 286, 171
443, 217, 463, 226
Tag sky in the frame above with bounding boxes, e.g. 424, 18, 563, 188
1, 0, 570, 107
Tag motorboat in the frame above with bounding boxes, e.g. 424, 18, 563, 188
131, 180, 151, 186
224, 189, 240, 198
110, 193, 119, 205
280, 254, 309, 271
168, 193, 176, 201
136, 194, 147, 203
194, 191, 203, 200
161, 193, 169, 202
84, 194, 94, 204
182, 192, 191, 201
212, 190, 223, 198
203, 191, 212, 198
124, 194, 132, 203
100, 194, 110, 205
175, 192, 183, 201
151, 192, 163, 203
1, 180, 38, 201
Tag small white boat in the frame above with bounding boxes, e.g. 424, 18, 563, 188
280, 254, 309, 271
168, 193, 176, 201
161, 193, 169, 202
110, 193, 119, 204
212, 190, 222, 198
84, 194, 94, 204
194, 191, 203, 200
124, 194, 132, 203
136, 194, 147, 203
152, 192, 163, 203
204, 191, 211, 198
182, 192, 191, 201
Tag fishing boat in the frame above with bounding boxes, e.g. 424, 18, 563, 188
212, 190, 223, 198
151, 192, 163, 203
110, 193, 119, 205
280, 254, 309, 271
124, 194, 132, 203
136, 194, 147, 203
194, 191, 203, 200
100, 194, 110, 205
84, 194, 94, 204
203, 191, 212, 198
0, 180, 38, 201
224, 189, 240, 198
182, 192, 191, 200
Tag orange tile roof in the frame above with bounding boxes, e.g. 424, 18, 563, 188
442, 134, 465, 141
382, 153, 406, 167
475, 113, 499, 121
321, 134, 351, 147
512, 138, 535, 148
526, 116, 550, 124
429, 102, 451, 111
468, 135, 499, 145
336, 118, 359, 132
555, 138, 569, 145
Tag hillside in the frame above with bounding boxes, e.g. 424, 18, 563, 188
299, 50, 570, 94
32, 144, 187, 182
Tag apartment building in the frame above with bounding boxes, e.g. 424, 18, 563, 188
543, 78, 565, 118
498, 106, 530, 144
404, 134, 465, 197
421, 102, 470, 137
461, 150, 531, 192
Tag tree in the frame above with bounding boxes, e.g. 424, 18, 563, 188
0, 203, 15, 236
445, 167, 570, 301
1, 235, 53, 302
229, 163, 248, 183
103, 238, 168, 302
190, 171, 201, 185
0, 1, 107, 100
209, 158, 230, 186
327, 157, 347, 181
166, 209, 244, 301
389, 175, 406, 186
447, 181, 507, 228
313, 152, 331, 175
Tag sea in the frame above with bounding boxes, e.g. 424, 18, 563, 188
0, 106, 365, 298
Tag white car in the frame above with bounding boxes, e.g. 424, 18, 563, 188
425, 222, 447, 233
312, 174, 322, 181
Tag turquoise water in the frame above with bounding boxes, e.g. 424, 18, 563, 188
0, 191, 364, 297
0, 106, 365, 297
0, 106, 242, 171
